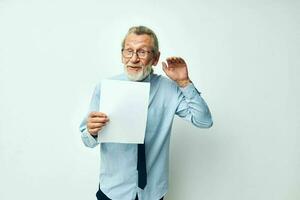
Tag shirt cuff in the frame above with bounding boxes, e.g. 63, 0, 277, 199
179, 82, 201, 99
81, 127, 98, 143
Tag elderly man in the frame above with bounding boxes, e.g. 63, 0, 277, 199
79, 26, 213, 200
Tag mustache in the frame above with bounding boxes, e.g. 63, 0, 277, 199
127, 65, 143, 68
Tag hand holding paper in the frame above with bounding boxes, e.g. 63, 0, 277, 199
87, 112, 109, 136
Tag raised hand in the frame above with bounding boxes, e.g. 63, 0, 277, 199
162, 57, 191, 87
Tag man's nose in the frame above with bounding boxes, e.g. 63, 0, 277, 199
130, 52, 140, 63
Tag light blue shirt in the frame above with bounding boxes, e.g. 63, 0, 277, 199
79, 72, 213, 200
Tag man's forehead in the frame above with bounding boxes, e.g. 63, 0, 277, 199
124, 33, 153, 47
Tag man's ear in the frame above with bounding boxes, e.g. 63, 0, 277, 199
152, 52, 160, 66
121, 53, 126, 65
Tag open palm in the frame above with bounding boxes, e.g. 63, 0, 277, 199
162, 57, 189, 82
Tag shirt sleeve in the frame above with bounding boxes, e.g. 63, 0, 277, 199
175, 82, 213, 128
79, 83, 101, 148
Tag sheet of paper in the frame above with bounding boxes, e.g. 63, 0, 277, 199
98, 79, 150, 144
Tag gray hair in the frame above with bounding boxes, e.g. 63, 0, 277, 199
121, 26, 159, 56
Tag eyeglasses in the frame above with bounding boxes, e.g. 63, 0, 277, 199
122, 48, 153, 59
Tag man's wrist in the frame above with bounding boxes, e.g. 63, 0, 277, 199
176, 79, 191, 87
87, 128, 98, 139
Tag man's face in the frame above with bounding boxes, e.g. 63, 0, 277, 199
122, 33, 159, 81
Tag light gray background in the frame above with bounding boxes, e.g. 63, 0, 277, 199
0, 0, 299, 200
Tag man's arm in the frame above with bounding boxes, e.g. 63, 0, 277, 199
175, 82, 213, 128
79, 83, 109, 148
162, 57, 213, 128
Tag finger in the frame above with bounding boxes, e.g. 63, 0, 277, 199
88, 122, 106, 129
172, 57, 179, 64
172, 57, 179, 63
166, 57, 172, 62
167, 57, 179, 65
178, 57, 185, 64
89, 117, 109, 123
89, 112, 107, 118
162, 61, 168, 72
174, 57, 181, 63
166, 58, 174, 66
176, 57, 186, 64
171, 57, 185, 65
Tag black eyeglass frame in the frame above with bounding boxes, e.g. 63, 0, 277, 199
121, 48, 154, 59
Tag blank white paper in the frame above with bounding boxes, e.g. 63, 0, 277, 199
98, 79, 150, 143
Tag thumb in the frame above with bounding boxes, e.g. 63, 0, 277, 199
162, 61, 168, 73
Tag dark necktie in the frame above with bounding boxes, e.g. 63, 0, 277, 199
137, 143, 147, 189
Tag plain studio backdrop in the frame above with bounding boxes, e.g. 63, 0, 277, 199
0, 0, 299, 200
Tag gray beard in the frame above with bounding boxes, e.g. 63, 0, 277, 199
124, 64, 153, 81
